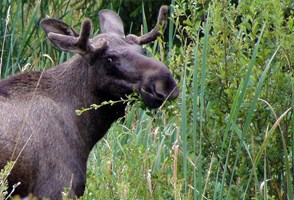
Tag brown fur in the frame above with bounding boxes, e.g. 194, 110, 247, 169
0, 6, 178, 199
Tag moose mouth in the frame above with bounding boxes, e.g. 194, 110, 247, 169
138, 86, 165, 109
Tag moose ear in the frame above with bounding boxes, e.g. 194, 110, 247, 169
40, 18, 79, 37
41, 19, 92, 54
98, 9, 125, 36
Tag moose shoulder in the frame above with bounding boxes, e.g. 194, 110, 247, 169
0, 6, 179, 199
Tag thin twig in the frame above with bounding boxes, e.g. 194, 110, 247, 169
0, 6, 11, 79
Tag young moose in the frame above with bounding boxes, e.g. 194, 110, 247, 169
0, 6, 178, 199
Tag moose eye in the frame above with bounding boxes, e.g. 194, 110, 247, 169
106, 57, 115, 64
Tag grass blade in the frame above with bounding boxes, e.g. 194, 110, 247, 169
192, 33, 199, 200
198, 8, 210, 200
180, 39, 188, 196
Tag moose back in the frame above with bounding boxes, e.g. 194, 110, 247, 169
0, 6, 178, 199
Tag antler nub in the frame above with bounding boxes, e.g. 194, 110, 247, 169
157, 5, 168, 27
77, 19, 92, 52
126, 5, 169, 45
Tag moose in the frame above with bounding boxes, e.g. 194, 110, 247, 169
0, 5, 179, 199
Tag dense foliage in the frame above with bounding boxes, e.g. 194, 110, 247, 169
1, 0, 293, 199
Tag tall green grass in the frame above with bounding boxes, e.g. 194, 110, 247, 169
1, 0, 293, 199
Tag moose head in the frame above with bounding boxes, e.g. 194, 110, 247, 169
40, 5, 179, 109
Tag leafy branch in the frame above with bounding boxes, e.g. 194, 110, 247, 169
75, 94, 139, 116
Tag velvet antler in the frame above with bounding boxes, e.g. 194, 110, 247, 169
126, 6, 168, 45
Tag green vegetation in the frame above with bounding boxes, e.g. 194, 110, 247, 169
1, 0, 293, 199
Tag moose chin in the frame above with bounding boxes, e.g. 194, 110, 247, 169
0, 6, 178, 199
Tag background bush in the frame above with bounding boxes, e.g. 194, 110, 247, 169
1, 0, 293, 199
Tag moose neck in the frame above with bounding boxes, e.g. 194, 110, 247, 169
46, 55, 126, 154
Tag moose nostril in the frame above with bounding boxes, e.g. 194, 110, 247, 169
145, 85, 154, 94
153, 87, 166, 100
144, 85, 165, 100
